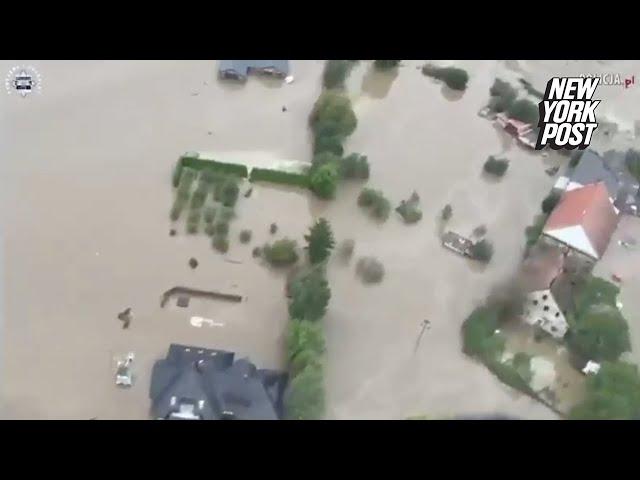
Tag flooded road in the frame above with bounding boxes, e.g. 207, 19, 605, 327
1, 60, 637, 419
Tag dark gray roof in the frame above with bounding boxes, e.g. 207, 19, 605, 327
150, 344, 287, 420
219, 60, 290, 77
570, 149, 639, 200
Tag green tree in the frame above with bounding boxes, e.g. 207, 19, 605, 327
313, 134, 344, 156
310, 162, 340, 199
462, 305, 505, 360
483, 156, 509, 177
340, 153, 370, 179
286, 319, 326, 375
288, 265, 331, 322
440, 67, 469, 91
570, 361, 640, 420
312, 151, 341, 168
470, 239, 494, 263
305, 218, 335, 264
568, 303, 630, 362
441, 204, 453, 221
219, 178, 239, 207
541, 191, 561, 214
507, 99, 539, 124
284, 363, 325, 420
309, 91, 357, 138
263, 239, 299, 267
574, 275, 620, 317
322, 60, 355, 90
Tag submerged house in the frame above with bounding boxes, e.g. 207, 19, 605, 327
218, 60, 290, 81
519, 246, 571, 338
150, 344, 287, 420
542, 182, 619, 261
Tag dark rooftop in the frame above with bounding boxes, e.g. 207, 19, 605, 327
150, 344, 287, 420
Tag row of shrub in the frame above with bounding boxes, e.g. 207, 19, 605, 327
249, 168, 310, 188
322, 60, 358, 90
421, 64, 469, 91
282, 222, 336, 419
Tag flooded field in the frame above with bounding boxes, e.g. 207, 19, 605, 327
0, 60, 638, 419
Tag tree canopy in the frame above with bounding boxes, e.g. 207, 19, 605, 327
284, 363, 325, 420
507, 99, 539, 124
288, 265, 331, 322
305, 218, 335, 264
570, 361, 640, 420
286, 319, 326, 375
322, 60, 355, 90
310, 162, 340, 199
309, 91, 357, 138
567, 303, 630, 362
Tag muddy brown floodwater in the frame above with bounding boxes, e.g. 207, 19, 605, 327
1, 60, 637, 419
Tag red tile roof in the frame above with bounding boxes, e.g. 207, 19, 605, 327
543, 182, 619, 258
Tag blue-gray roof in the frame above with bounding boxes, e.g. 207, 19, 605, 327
219, 60, 290, 77
569, 149, 638, 199
150, 344, 287, 420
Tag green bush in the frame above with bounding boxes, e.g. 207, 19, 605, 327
313, 134, 345, 156
305, 218, 335, 264
186, 209, 201, 234
310, 162, 340, 199
396, 192, 422, 224
214, 221, 229, 236
358, 188, 391, 221
288, 264, 331, 321
263, 238, 299, 267
422, 64, 469, 91
486, 359, 533, 394
340, 153, 370, 180
570, 361, 640, 420
286, 319, 326, 375
212, 234, 229, 253
483, 156, 509, 177
309, 91, 358, 139
441, 204, 453, 221
219, 178, 240, 207
374, 60, 401, 70
356, 257, 385, 284
204, 223, 216, 237
217, 206, 235, 223
525, 213, 549, 249
312, 151, 341, 168
190, 186, 208, 210
249, 168, 310, 188
322, 60, 355, 90
567, 303, 630, 362
177, 167, 198, 195
203, 206, 217, 224
179, 155, 249, 178
490, 78, 517, 100
470, 239, 494, 263
284, 363, 325, 420
541, 191, 561, 214
573, 275, 620, 316
239, 229, 252, 244
507, 99, 539, 124
170, 196, 187, 221
462, 305, 505, 360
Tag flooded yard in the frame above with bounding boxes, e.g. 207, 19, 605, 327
1, 60, 637, 419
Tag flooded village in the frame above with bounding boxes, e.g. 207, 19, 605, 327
1, 60, 639, 419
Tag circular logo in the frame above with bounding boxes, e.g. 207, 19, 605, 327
5, 65, 42, 97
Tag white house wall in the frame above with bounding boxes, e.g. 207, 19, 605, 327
523, 290, 569, 339
544, 225, 599, 259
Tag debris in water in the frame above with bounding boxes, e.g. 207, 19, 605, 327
472, 225, 488, 238
285, 76, 294, 84
224, 259, 243, 265
545, 166, 559, 176
169, 229, 177, 237
117, 308, 132, 330
115, 353, 135, 387
207, 131, 213, 136
244, 187, 253, 198
191, 92, 199, 96
282, 106, 287, 112
189, 257, 199, 269
270, 223, 278, 234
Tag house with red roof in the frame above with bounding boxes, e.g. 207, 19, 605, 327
542, 182, 619, 260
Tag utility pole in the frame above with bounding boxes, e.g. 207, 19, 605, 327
414, 320, 430, 354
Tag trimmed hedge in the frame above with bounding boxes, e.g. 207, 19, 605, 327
249, 168, 310, 188
177, 155, 249, 179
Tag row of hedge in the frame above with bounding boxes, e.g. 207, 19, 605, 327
173, 155, 249, 187
249, 168, 310, 188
